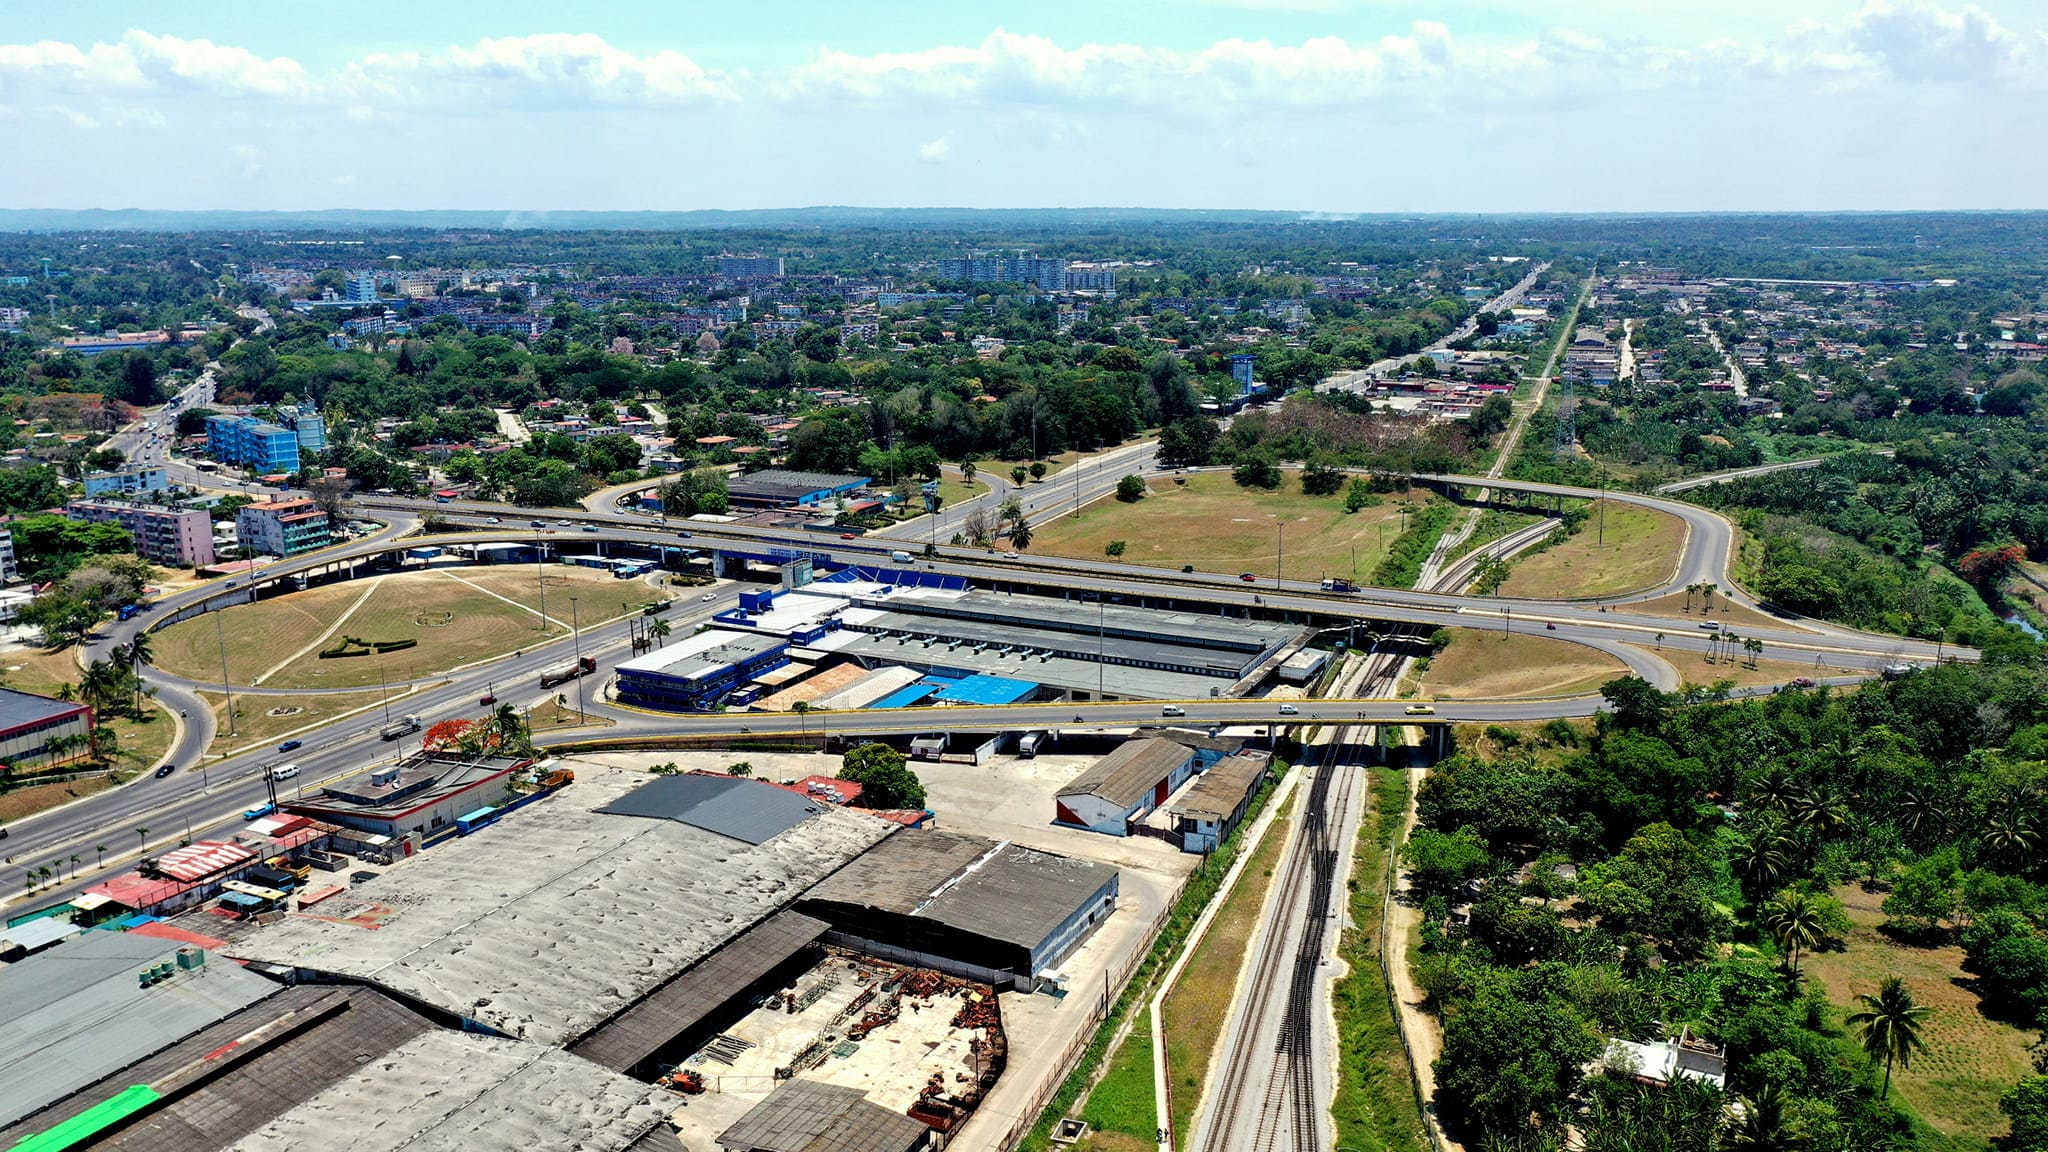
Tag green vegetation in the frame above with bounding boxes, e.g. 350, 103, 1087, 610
1028, 761, 1292, 1152
1371, 501, 1455, 588
1413, 665, 2048, 1150
837, 742, 926, 809
1331, 768, 1431, 1152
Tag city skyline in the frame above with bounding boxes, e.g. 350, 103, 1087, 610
2, 1, 2046, 213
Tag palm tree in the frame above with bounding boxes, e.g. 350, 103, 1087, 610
135, 826, 149, 853
649, 617, 671, 647
1732, 831, 1790, 899
1791, 784, 1853, 839
1654, 631, 1664, 650
95, 844, 107, 869
1744, 637, 1764, 668
68, 854, 80, 879
1760, 888, 1825, 977
1747, 769, 1801, 815
1704, 582, 1720, 613
1723, 1083, 1805, 1151
961, 460, 977, 485
1847, 975, 1931, 1100
1981, 808, 2038, 868
1009, 517, 1034, 551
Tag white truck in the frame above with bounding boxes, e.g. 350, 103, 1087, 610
378, 714, 422, 741
889, 550, 912, 563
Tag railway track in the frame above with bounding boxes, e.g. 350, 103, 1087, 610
1196, 726, 1366, 1152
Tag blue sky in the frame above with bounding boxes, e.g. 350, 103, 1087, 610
3, 1, 2045, 212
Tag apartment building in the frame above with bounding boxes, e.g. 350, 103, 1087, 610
206, 414, 302, 473
236, 497, 332, 557
64, 500, 216, 566
81, 466, 169, 498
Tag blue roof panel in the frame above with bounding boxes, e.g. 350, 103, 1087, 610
932, 674, 1038, 706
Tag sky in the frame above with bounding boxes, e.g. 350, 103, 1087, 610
2, 0, 2045, 214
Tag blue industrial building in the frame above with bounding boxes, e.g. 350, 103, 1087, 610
615, 629, 790, 712
206, 414, 302, 473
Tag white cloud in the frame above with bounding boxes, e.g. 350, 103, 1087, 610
917, 135, 952, 162
346, 33, 733, 106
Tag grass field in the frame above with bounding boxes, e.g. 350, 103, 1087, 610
1494, 502, 1686, 599
198, 687, 423, 755
1419, 630, 1628, 699
0, 775, 117, 827
1080, 1029, 1158, 1148
1029, 472, 1436, 583
152, 566, 664, 690
1161, 793, 1297, 1143
1330, 768, 1430, 1152
1803, 883, 2035, 1147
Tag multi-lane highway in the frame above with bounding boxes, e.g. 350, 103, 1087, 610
3, 375, 1953, 911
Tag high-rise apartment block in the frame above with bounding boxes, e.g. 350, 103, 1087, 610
207, 414, 303, 473
937, 255, 1067, 292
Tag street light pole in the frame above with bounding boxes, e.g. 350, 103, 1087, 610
1097, 595, 1106, 701
213, 607, 237, 737
570, 597, 585, 725
535, 529, 549, 635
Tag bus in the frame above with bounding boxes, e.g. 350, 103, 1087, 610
194, 460, 220, 473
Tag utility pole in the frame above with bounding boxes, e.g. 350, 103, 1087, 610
1097, 595, 1106, 701
213, 607, 237, 737
570, 597, 585, 725
535, 529, 549, 635
378, 660, 392, 725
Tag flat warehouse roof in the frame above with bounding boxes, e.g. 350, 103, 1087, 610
227, 770, 893, 1046
820, 632, 1227, 699
618, 628, 785, 678
0, 686, 88, 735
844, 608, 1270, 677
849, 589, 1298, 655
0, 934, 279, 1128
234, 1031, 668, 1152
597, 773, 826, 844
802, 830, 1119, 956
718, 1078, 929, 1152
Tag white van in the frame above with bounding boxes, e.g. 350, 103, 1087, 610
1277, 703, 1299, 715
270, 764, 300, 781
1160, 705, 1185, 717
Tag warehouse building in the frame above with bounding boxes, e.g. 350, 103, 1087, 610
0, 933, 282, 1131
227, 771, 894, 1047
1167, 754, 1269, 853
719, 1080, 932, 1152
614, 628, 791, 711
283, 749, 530, 839
1054, 737, 1203, 836
798, 829, 1120, 980
725, 469, 870, 509
0, 686, 94, 769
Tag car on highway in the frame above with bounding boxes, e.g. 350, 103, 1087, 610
1003, 551, 1019, 559
270, 764, 300, 780
1790, 676, 1817, 688
1697, 620, 1722, 630
479, 693, 497, 705
486, 516, 501, 524
1161, 704, 1185, 717
1277, 703, 1299, 715
1239, 572, 1257, 583
581, 524, 600, 532
276, 739, 302, 753
701, 592, 715, 601
154, 764, 177, 778
1403, 704, 1436, 715
556, 519, 570, 526
677, 530, 693, 538
840, 532, 858, 540
530, 519, 545, 529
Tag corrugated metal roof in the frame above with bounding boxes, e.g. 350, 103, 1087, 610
718, 1079, 928, 1152
0, 933, 278, 1128
1168, 755, 1268, 822
921, 844, 1119, 953
803, 831, 993, 915
597, 773, 824, 845
149, 841, 256, 882
1058, 738, 1195, 808
0, 985, 434, 1152
569, 910, 828, 1073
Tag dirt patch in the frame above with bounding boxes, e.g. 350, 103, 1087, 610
1496, 501, 1686, 599
1632, 645, 1833, 690
1802, 884, 2038, 1144
1622, 590, 1811, 634
1420, 630, 1628, 699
